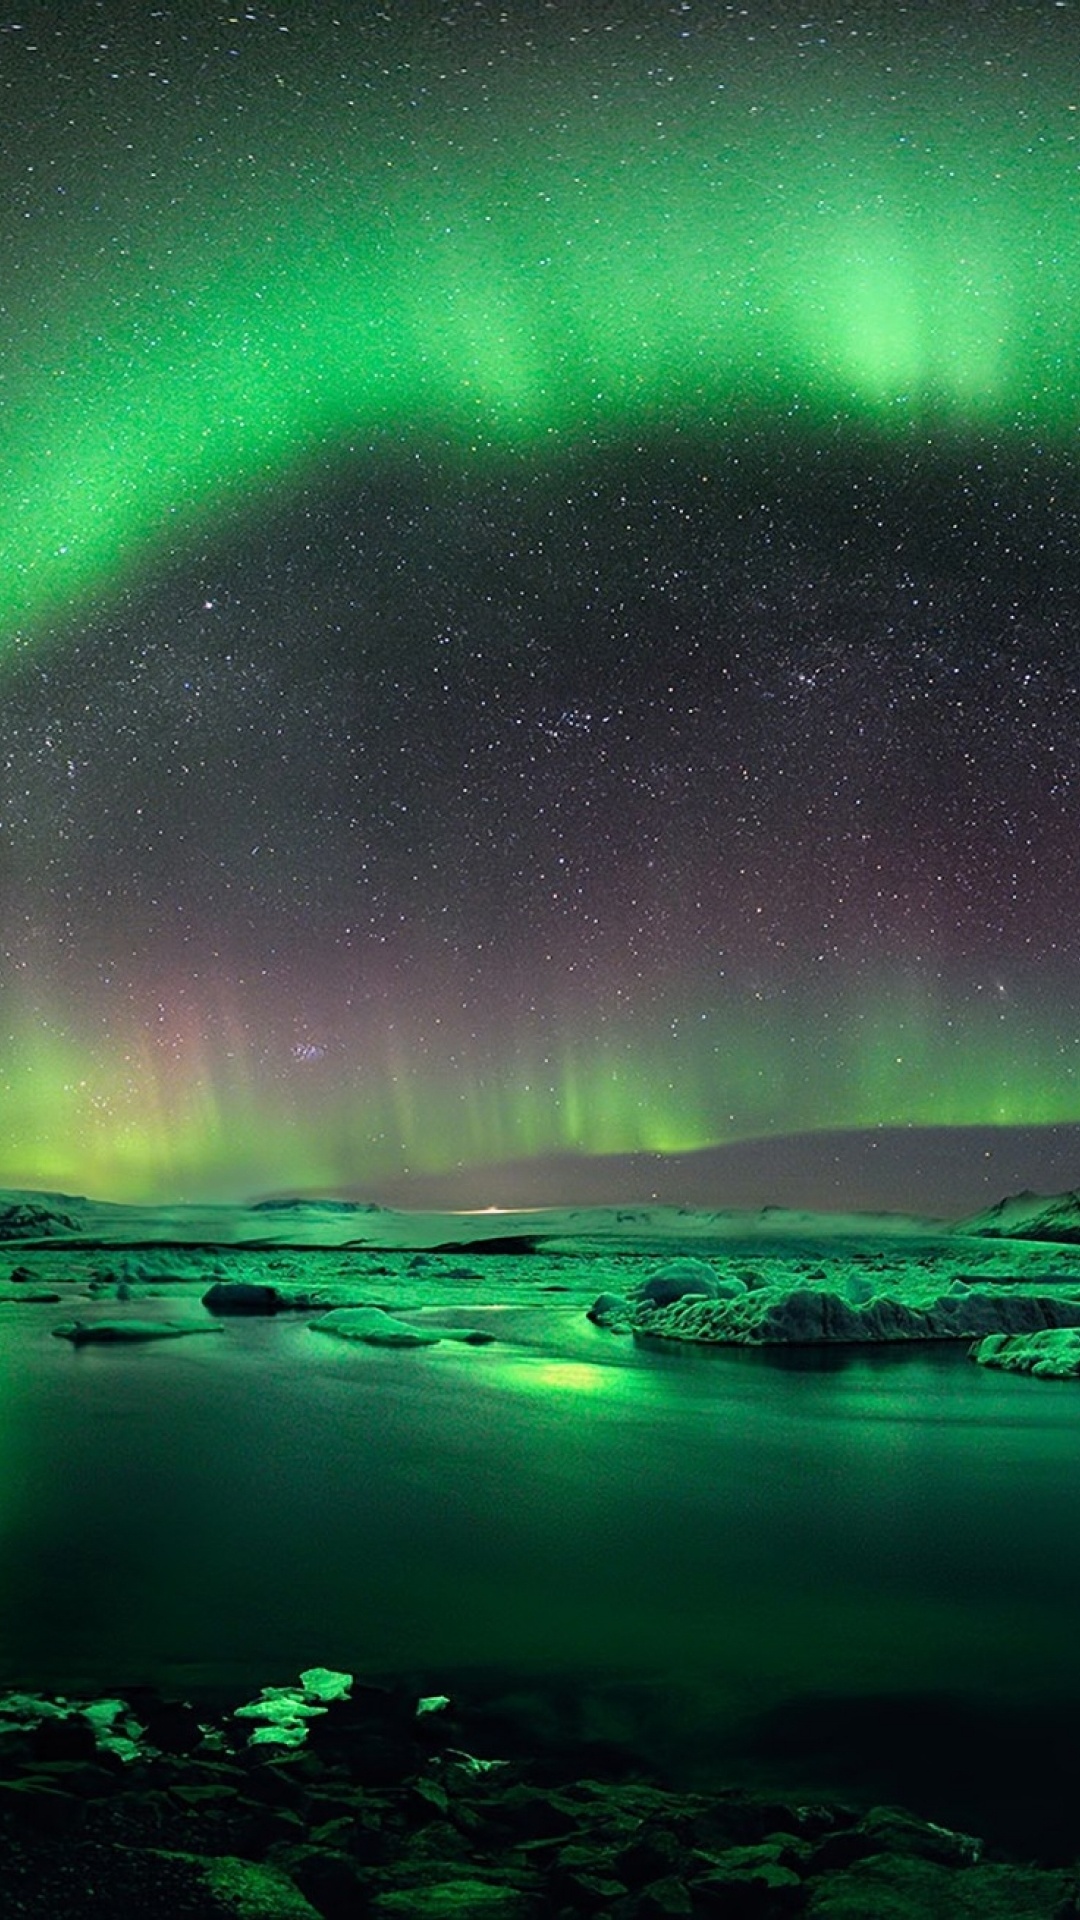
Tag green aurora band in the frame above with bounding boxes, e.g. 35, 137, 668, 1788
6, 63, 1080, 649
0, 977, 1075, 1202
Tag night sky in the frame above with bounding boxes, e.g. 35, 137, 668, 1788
4, 1, 1080, 1213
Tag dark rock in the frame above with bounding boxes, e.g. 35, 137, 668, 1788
276, 1842, 373, 1919
807, 1803, 979, 1874
243, 1753, 320, 1808
441, 1751, 519, 1797
614, 1825, 686, 1886
397, 1816, 479, 1868
688, 1847, 804, 1916
342, 1734, 416, 1788
24, 1759, 120, 1799
129, 1693, 205, 1754
244, 1801, 309, 1853
687, 1793, 817, 1854
199, 1855, 327, 1917
87, 1784, 173, 1844
565, 1779, 692, 1840
411, 1775, 451, 1819
300, 1786, 372, 1826
166, 1756, 250, 1791
4, 1677, 1072, 1920
133, 1778, 300, 1857
369, 1876, 539, 1917
168, 1780, 238, 1811
0, 1838, 323, 1917
202, 1280, 283, 1313
305, 1693, 418, 1786
637, 1874, 694, 1916
307, 1812, 357, 1849
549, 1857, 629, 1913
805, 1853, 1078, 1917
29, 1714, 100, 1763
0, 1776, 87, 1834
565, 1874, 630, 1912
0, 1734, 36, 1781
314, 1681, 415, 1737
349, 1805, 394, 1866
555, 1840, 622, 1873
490, 1782, 582, 1841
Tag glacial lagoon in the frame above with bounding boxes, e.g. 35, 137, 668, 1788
4, 1286, 1080, 1853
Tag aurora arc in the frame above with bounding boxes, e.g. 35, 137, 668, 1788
6, 69, 1080, 653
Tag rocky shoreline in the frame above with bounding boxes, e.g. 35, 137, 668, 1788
2, 1678, 1078, 1918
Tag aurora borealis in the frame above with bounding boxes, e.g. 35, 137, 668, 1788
4, 1, 1080, 1211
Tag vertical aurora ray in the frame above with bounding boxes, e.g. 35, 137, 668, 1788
0, 974, 1075, 1202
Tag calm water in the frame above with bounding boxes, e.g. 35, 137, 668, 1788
4, 1299, 1080, 1849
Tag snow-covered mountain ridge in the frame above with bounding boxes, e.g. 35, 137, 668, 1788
0, 1189, 948, 1249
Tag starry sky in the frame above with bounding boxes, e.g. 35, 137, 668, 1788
4, 0, 1080, 1214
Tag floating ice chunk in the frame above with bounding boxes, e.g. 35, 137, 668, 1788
233, 1667, 354, 1747
444, 1748, 510, 1776
309, 1307, 493, 1346
234, 1697, 326, 1721
298, 1667, 353, 1703
416, 1694, 452, 1718
971, 1328, 1080, 1378
247, 1722, 311, 1748
309, 1307, 442, 1346
81, 1698, 134, 1732
81, 1696, 146, 1759
52, 1319, 223, 1343
0, 1691, 146, 1761
0, 1692, 69, 1725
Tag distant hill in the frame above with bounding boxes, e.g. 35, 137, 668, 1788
0, 1187, 945, 1252
366, 1126, 1080, 1221
0, 1198, 82, 1240
2, 1173, 1079, 1251
250, 1197, 388, 1214
959, 1189, 1080, 1245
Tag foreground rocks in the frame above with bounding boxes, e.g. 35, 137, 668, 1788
0, 1681, 1077, 1918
